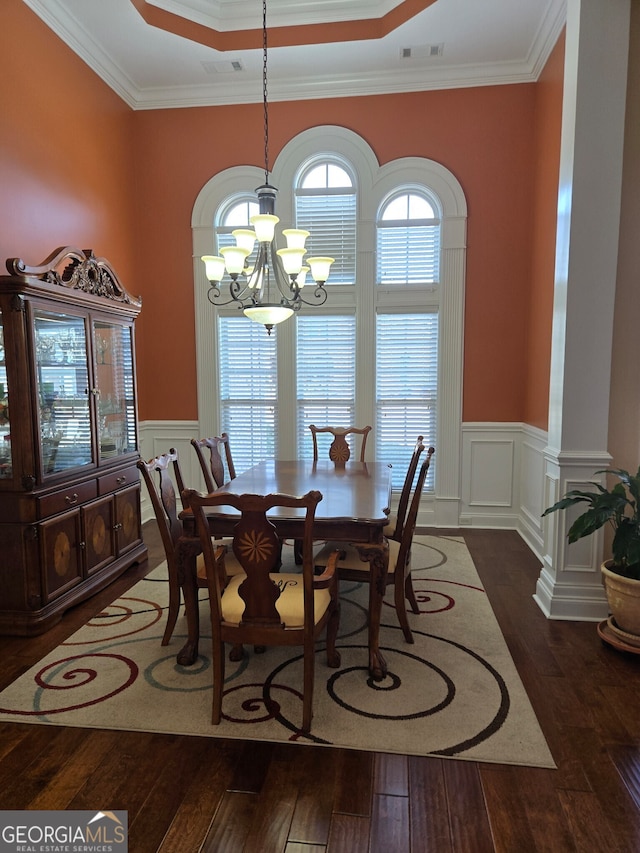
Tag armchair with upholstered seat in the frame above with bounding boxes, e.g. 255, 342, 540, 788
314, 449, 434, 644
137, 448, 241, 646
309, 424, 372, 465
185, 488, 342, 733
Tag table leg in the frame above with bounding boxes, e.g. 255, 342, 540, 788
355, 540, 389, 681
176, 537, 200, 666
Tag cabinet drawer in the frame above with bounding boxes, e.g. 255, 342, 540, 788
98, 465, 139, 495
37, 480, 98, 519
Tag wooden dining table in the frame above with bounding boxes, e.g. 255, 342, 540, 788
177, 458, 393, 680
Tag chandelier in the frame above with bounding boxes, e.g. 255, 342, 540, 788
202, 0, 334, 335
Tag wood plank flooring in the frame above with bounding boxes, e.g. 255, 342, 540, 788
1, 523, 639, 852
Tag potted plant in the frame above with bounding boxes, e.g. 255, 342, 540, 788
542, 466, 640, 644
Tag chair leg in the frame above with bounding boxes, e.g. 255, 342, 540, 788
395, 573, 414, 644
302, 643, 315, 733
161, 575, 181, 646
326, 601, 341, 668
229, 643, 244, 661
212, 640, 226, 725
405, 573, 420, 614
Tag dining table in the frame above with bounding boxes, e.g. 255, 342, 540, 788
177, 458, 393, 680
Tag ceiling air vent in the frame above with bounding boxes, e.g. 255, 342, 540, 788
201, 59, 245, 74
401, 44, 444, 60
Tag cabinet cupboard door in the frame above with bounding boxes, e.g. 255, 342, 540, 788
33, 307, 93, 476
114, 484, 141, 556
94, 320, 137, 461
39, 509, 82, 602
82, 495, 116, 575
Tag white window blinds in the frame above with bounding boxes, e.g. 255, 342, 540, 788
376, 312, 438, 490
295, 314, 356, 459
218, 316, 277, 471
377, 191, 440, 285
295, 161, 356, 285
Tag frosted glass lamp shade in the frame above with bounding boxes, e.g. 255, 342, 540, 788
202, 255, 226, 282
307, 257, 335, 283
295, 266, 309, 288
250, 214, 279, 242
243, 304, 293, 326
232, 229, 257, 253
220, 245, 250, 275
282, 228, 310, 249
276, 247, 306, 275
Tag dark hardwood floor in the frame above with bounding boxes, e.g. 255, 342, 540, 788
1, 522, 639, 852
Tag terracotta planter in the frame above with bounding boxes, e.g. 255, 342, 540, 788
602, 561, 640, 636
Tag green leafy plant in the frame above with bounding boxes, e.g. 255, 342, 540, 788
542, 467, 640, 580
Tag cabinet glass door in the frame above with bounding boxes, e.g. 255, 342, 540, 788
34, 309, 93, 473
94, 320, 137, 460
0, 311, 11, 478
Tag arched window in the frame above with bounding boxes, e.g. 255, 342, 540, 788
295, 158, 356, 285
377, 189, 441, 285
192, 128, 467, 524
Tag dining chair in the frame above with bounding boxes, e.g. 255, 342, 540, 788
314, 449, 434, 644
137, 448, 240, 646
185, 488, 342, 733
191, 433, 236, 492
309, 424, 372, 465
384, 436, 427, 540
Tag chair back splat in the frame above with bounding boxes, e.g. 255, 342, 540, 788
184, 488, 342, 733
386, 435, 426, 541
137, 449, 189, 645
309, 424, 372, 465
191, 433, 236, 492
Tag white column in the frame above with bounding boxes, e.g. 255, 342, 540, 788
536, 0, 631, 620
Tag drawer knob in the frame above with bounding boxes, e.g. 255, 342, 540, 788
65, 493, 79, 505
116, 476, 126, 485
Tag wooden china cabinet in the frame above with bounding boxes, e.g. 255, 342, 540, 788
0, 247, 147, 635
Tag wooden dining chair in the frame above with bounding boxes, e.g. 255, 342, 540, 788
309, 424, 372, 465
191, 433, 236, 492
384, 436, 427, 540
185, 488, 343, 733
314, 449, 434, 644
137, 448, 239, 646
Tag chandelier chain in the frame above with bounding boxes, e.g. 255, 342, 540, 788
262, 0, 269, 184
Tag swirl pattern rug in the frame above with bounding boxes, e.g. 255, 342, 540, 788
0, 536, 554, 767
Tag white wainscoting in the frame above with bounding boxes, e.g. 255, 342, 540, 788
460, 422, 547, 560
139, 420, 549, 557
138, 420, 204, 524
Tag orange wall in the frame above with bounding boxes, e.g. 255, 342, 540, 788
132, 85, 539, 421
525, 32, 565, 430
2, 1, 560, 428
0, 1, 136, 288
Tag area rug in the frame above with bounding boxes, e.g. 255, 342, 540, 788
0, 536, 555, 767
